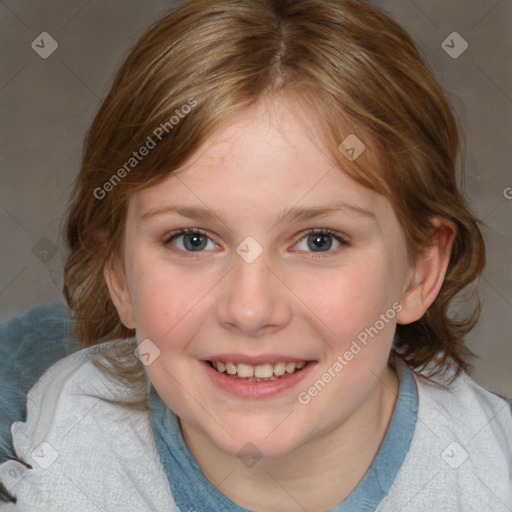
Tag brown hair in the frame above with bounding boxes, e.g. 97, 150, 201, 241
63, 0, 485, 395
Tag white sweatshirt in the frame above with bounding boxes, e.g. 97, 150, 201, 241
0, 341, 511, 511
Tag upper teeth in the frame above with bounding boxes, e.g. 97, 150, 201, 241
213, 361, 306, 378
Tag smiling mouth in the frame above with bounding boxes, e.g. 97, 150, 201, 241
206, 360, 312, 382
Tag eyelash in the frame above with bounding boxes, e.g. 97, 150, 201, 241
163, 228, 349, 258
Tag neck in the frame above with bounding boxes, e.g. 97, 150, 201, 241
180, 365, 399, 512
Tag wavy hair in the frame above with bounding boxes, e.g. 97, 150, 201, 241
63, 0, 485, 397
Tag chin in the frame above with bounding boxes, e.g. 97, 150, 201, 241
209, 423, 303, 460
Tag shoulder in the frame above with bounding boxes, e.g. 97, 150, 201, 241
0, 340, 174, 510
377, 362, 512, 511
0, 304, 77, 366
7, 338, 149, 458
16, 338, 149, 441
414, 366, 512, 441
0, 304, 80, 463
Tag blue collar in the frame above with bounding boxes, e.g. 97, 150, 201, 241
149, 357, 418, 511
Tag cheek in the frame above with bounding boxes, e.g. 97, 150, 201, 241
295, 260, 396, 345
127, 255, 213, 347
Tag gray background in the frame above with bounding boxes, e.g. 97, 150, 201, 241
0, 1, 510, 396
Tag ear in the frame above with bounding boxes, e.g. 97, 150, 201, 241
396, 217, 456, 325
104, 255, 136, 329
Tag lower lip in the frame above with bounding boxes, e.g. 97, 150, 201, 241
201, 360, 317, 399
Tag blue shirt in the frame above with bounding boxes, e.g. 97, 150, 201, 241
149, 358, 419, 511
1, 305, 511, 508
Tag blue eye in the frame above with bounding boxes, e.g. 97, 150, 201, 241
164, 229, 216, 252
296, 230, 347, 253
163, 228, 348, 257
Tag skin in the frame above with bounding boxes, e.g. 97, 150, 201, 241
105, 95, 455, 512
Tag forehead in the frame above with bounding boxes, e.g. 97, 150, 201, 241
130, 96, 393, 225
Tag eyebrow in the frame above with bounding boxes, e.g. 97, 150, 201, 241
139, 202, 375, 224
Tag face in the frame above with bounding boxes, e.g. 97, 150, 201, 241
107, 95, 416, 459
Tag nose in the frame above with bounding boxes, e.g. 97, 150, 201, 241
216, 250, 293, 338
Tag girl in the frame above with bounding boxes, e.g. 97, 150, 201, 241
1, 0, 511, 510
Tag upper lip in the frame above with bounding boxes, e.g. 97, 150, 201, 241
204, 354, 314, 365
